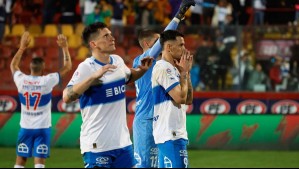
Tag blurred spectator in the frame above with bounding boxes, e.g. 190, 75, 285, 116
211, 0, 232, 32
79, 0, 85, 22
295, 0, 299, 22
190, 0, 203, 25
201, 54, 219, 90
137, 0, 153, 28
42, 0, 58, 25
231, 52, 253, 90
0, 0, 5, 44
246, 63, 270, 91
202, 0, 217, 25
5, 0, 12, 25
216, 39, 233, 90
83, 0, 98, 26
190, 61, 201, 91
269, 56, 283, 91
60, 0, 78, 24
110, 0, 127, 44
253, 0, 266, 25
153, 0, 171, 26
85, 4, 111, 26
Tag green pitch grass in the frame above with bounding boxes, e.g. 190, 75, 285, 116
0, 148, 299, 168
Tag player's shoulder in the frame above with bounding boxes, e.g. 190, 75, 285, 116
154, 60, 172, 70
110, 54, 125, 64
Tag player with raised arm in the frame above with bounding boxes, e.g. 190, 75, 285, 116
152, 30, 193, 168
62, 22, 153, 168
10, 32, 72, 168
132, 0, 195, 168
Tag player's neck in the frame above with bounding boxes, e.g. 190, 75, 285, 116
162, 54, 175, 66
93, 52, 111, 64
31, 72, 42, 76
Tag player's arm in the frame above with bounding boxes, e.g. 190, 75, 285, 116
10, 32, 31, 75
127, 57, 154, 84
57, 34, 72, 78
149, 0, 195, 59
63, 64, 117, 103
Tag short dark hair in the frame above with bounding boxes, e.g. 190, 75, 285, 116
30, 57, 44, 73
82, 22, 108, 46
160, 30, 184, 49
138, 29, 157, 43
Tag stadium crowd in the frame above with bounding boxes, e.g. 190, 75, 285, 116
0, 0, 299, 92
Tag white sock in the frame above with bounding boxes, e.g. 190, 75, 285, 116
14, 165, 24, 168
34, 164, 45, 168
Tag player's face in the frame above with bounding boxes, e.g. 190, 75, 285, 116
92, 28, 116, 53
170, 37, 186, 60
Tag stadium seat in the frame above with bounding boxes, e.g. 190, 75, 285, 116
76, 46, 89, 61
68, 35, 82, 48
61, 24, 74, 37
75, 23, 85, 36
4, 25, 10, 36
28, 25, 42, 37
43, 24, 59, 37
11, 24, 26, 36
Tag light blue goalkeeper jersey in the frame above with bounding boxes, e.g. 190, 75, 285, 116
133, 19, 179, 120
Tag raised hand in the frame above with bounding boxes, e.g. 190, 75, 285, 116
174, 50, 192, 74
139, 57, 154, 71
175, 0, 196, 20
20, 32, 31, 49
57, 34, 68, 48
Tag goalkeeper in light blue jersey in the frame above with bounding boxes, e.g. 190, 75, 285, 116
132, 0, 195, 168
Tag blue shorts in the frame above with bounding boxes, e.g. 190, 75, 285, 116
16, 128, 51, 158
157, 139, 189, 168
83, 145, 137, 168
133, 118, 158, 168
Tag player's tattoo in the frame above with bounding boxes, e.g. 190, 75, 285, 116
64, 52, 70, 61
67, 86, 80, 101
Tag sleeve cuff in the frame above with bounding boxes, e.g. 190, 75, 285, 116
166, 82, 180, 93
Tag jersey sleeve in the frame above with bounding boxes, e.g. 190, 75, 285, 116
67, 63, 92, 87
149, 19, 179, 60
121, 60, 132, 83
13, 71, 25, 90
154, 65, 180, 93
45, 73, 60, 88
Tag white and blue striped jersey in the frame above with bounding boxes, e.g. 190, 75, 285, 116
13, 71, 60, 129
133, 19, 179, 120
151, 60, 188, 144
67, 55, 132, 154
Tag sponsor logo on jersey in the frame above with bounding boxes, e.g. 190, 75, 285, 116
200, 99, 230, 114
236, 100, 267, 114
106, 85, 126, 97
0, 96, 17, 112
272, 100, 299, 114
57, 99, 80, 113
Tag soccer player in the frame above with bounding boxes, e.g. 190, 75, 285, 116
132, 0, 195, 168
152, 30, 194, 168
62, 22, 153, 168
10, 32, 72, 168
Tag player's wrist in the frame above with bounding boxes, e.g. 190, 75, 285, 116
18, 47, 26, 52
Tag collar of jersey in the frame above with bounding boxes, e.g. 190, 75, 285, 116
91, 56, 113, 66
